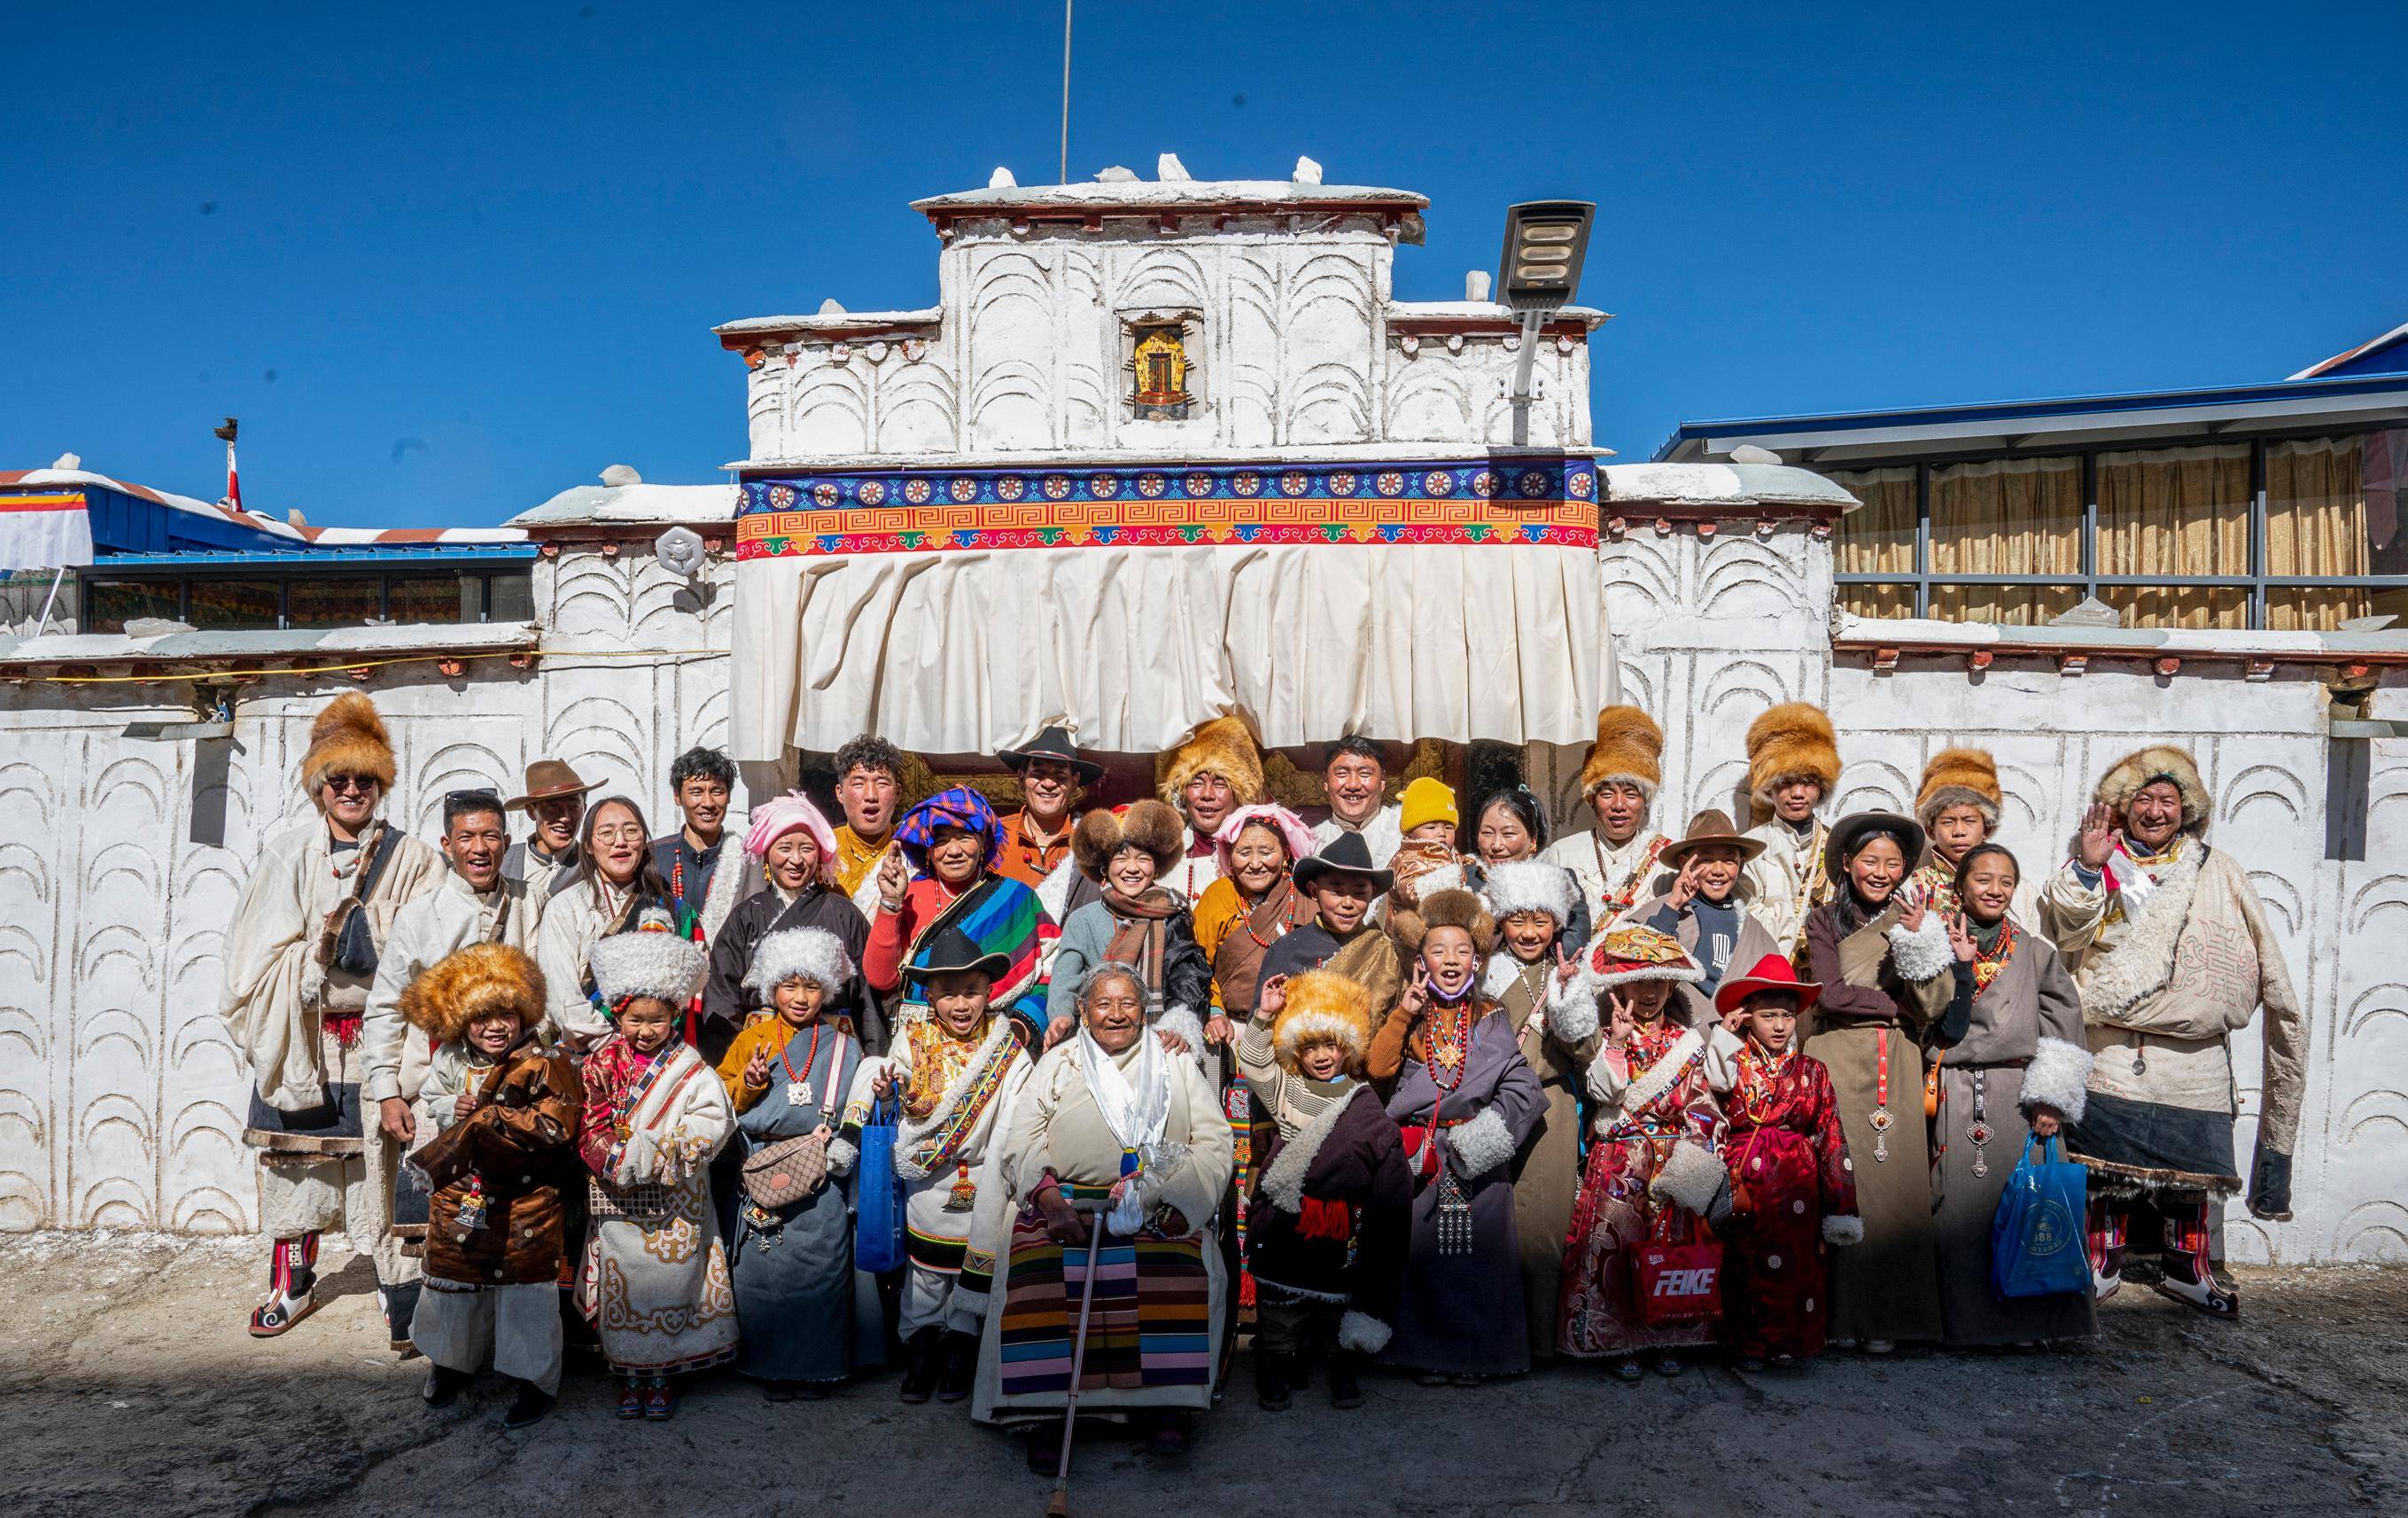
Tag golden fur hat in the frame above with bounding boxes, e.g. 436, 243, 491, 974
1071, 798, 1187, 881
2096, 744, 2211, 835
1916, 747, 2004, 829
1745, 702, 1841, 818
1155, 714, 1267, 813
400, 943, 547, 1047
299, 691, 398, 799
1388, 885, 1497, 958
1271, 969, 1374, 1072
1580, 704, 1665, 800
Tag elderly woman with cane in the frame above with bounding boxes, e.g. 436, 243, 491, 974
967, 961, 1234, 1477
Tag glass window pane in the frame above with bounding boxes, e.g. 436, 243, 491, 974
84, 580, 183, 634
187, 579, 281, 631
1839, 583, 1916, 619
1930, 582, 2082, 626
485, 572, 533, 622
2101, 584, 2248, 630
2264, 429, 2408, 631
287, 578, 383, 628
2096, 444, 2249, 627
386, 573, 473, 624
1824, 468, 1915, 595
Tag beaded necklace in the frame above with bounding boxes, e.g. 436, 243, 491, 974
777, 1020, 825, 1109
1968, 915, 2018, 995
1422, 991, 1475, 1092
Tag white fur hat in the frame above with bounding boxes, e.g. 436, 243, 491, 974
588, 920, 707, 1009
743, 927, 855, 998
1482, 860, 1578, 926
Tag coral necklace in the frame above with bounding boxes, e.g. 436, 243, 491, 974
1422, 991, 1474, 1092
779, 1022, 825, 1109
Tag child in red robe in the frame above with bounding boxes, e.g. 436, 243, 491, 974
1712, 954, 1860, 1370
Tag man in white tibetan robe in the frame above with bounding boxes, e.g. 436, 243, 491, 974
218, 693, 440, 1341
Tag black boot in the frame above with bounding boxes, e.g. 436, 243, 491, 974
422, 1364, 474, 1407
1327, 1351, 1365, 1410
937, 1330, 979, 1402
383, 1280, 423, 1354
1255, 1351, 1294, 1412
501, 1380, 554, 1428
898, 1327, 943, 1403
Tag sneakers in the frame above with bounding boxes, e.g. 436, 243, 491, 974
1255, 1352, 1294, 1413
936, 1330, 979, 1403
898, 1328, 943, 1404
501, 1382, 554, 1429
422, 1365, 474, 1407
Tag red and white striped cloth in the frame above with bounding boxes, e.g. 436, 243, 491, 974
0, 490, 93, 571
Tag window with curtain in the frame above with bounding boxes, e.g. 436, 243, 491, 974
2095, 443, 2251, 628
1826, 466, 1915, 619
2263, 430, 2408, 631
1929, 455, 2084, 624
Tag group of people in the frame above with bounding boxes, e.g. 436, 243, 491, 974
217, 691, 2306, 1460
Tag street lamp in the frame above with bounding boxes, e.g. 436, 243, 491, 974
1495, 200, 1595, 446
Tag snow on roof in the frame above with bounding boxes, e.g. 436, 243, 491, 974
713, 307, 942, 342
509, 480, 738, 529
1602, 462, 1860, 511
0, 619, 539, 666
910, 179, 1428, 215
0, 467, 307, 541
299, 526, 528, 546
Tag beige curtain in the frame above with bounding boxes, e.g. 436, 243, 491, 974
2096, 444, 2250, 628
1928, 455, 2083, 624
1826, 466, 1915, 619
2264, 434, 2369, 631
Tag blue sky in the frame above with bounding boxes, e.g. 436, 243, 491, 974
6, 1, 2402, 529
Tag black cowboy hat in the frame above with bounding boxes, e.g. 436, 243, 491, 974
903, 924, 1011, 986
996, 724, 1104, 784
1291, 829, 1396, 894
1823, 811, 1929, 884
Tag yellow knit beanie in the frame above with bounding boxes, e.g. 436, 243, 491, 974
1398, 775, 1459, 836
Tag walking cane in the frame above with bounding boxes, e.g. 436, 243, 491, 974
1046, 1216, 1107, 1518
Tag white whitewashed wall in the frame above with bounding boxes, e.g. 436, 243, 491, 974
4, 527, 2403, 1261
745, 217, 1589, 463
0, 547, 745, 1234
1566, 521, 2408, 1266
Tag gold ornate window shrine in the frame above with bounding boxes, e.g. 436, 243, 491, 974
1130, 322, 1194, 420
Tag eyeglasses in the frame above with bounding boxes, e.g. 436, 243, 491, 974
591, 825, 649, 845
323, 775, 379, 795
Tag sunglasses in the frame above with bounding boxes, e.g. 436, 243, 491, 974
323, 774, 379, 795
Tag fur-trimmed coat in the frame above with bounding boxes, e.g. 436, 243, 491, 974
2041, 843, 2306, 1156
1246, 1081, 1412, 1351
408, 1032, 584, 1287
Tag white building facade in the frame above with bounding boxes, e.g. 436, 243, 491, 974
0, 164, 2399, 1264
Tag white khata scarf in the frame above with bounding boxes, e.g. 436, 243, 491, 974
1076, 1024, 1174, 1234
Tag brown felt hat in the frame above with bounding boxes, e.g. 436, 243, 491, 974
506, 759, 599, 812
1656, 807, 1767, 868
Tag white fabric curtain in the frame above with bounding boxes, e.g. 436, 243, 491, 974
729, 543, 1611, 759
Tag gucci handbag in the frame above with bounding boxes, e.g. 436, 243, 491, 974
741, 1129, 832, 1210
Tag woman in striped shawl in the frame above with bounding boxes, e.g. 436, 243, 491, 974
864, 787, 1061, 1047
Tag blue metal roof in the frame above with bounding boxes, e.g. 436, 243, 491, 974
1653, 370, 2408, 462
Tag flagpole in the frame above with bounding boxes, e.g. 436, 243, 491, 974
1059, 0, 1072, 184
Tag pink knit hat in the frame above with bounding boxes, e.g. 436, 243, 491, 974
1212, 804, 1317, 877
743, 790, 840, 884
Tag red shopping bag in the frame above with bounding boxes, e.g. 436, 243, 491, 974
1634, 1212, 1723, 1327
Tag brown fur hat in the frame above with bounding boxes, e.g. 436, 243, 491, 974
2096, 745, 2211, 836
1745, 702, 1841, 819
1155, 714, 1267, 813
1271, 969, 1374, 1073
1388, 885, 1497, 958
400, 943, 547, 1047
1916, 747, 2004, 829
300, 691, 398, 799
1580, 705, 1665, 799
1071, 798, 1187, 881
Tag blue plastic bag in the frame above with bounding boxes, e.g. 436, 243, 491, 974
854, 1094, 906, 1273
1991, 1134, 2090, 1299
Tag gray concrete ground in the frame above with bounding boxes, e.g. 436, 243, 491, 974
4, 1234, 2398, 1518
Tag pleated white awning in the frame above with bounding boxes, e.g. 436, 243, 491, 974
726, 457, 1613, 760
